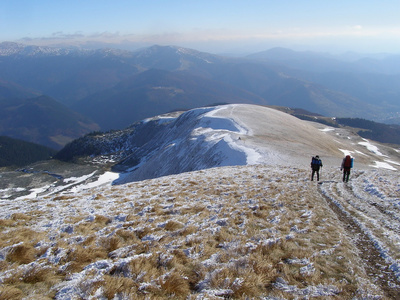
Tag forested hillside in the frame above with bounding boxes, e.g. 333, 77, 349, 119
336, 118, 400, 145
0, 136, 56, 167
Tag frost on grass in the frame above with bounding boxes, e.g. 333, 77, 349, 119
0, 165, 396, 298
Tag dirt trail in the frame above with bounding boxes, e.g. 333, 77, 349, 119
317, 169, 400, 298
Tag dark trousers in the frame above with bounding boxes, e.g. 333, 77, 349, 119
311, 169, 319, 181
343, 168, 350, 182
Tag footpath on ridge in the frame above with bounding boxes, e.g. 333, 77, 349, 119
317, 168, 400, 298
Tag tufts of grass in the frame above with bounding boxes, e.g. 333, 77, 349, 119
159, 271, 190, 298
98, 236, 121, 253
101, 275, 139, 299
52, 195, 74, 201
134, 226, 152, 239
128, 255, 161, 283
115, 228, 139, 243
182, 261, 206, 290
0, 285, 24, 300
6, 243, 36, 264
20, 265, 54, 284
11, 213, 32, 221
65, 245, 107, 272
164, 220, 184, 231
94, 214, 112, 225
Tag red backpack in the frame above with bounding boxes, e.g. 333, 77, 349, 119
344, 155, 352, 168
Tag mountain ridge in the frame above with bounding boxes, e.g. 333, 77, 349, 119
55, 104, 400, 184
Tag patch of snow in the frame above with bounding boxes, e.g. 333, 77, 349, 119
68, 172, 119, 193
320, 127, 335, 132
15, 186, 49, 200
385, 159, 400, 166
339, 149, 355, 156
358, 139, 387, 157
371, 161, 397, 170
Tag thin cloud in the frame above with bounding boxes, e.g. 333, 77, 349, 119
16, 26, 400, 53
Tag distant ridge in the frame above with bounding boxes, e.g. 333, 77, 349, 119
72, 69, 267, 130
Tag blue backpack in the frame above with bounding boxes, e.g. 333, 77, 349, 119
311, 157, 321, 168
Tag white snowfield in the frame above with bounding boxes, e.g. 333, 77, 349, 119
1, 104, 400, 298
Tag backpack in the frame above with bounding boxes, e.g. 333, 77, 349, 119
344, 155, 352, 168
311, 157, 321, 168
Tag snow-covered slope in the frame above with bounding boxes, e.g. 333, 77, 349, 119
112, 104, 398, 183
2, 104, 399, 199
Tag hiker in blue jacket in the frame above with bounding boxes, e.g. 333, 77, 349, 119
311, 155, 323, 181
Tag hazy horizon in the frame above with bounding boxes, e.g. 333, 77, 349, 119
1, 0, 400, 55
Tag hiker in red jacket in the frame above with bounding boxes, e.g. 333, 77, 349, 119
341, 155, 353, 182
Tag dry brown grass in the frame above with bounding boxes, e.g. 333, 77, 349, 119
94, 214, 112, 225
21, 265, 54, 284
0, 218, 14, 228
6, 243, 36, 264
98, 236, 121, 253
10, 213, 32, 221
164, 219, 184, 231
1, 264, 60, 299
0, 165, 387, 298
159, 271, 190, 298
2, 228, 40, 246
52, 195, 75, 201
101, 275, 139, 299
65, 245, 108, 272
0, 285, 24, 300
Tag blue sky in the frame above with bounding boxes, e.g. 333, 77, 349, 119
1, 0, 400, 54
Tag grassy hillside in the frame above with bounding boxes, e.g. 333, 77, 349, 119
0, 165, 398, 298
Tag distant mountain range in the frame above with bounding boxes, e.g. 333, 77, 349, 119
1, 42, 400, 150
73, 69, 266, 130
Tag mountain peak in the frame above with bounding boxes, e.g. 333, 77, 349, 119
0, 41, 82, 57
